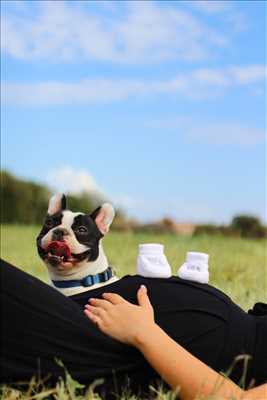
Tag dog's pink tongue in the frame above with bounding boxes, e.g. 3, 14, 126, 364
47, 241, 71, 258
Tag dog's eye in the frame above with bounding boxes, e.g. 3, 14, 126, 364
77, 226, 88, 234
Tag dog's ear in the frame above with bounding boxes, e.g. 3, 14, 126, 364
48, 193, 66, 215
90, 203, 115, 235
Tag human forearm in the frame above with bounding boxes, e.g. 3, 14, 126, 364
85, 288, 267, 400
135, 323, 245, 400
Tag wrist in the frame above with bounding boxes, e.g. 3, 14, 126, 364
133, 322, 161, 348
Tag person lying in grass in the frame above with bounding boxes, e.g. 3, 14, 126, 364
1, 259, 266, 398
84, 285, 267, 400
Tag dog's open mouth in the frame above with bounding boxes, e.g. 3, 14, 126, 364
44, 241, 90, 268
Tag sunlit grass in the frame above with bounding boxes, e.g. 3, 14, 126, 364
1, 225, 266, 310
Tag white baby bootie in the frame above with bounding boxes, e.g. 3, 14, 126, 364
137, 244, 172, 278
177, 252, 209, 284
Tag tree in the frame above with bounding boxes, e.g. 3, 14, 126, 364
0, 170, 105, 224
1, 170, 51, 224
231, 215, 266, 238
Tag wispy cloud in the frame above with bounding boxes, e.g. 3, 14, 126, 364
146, 116, 266, 146
2, 65, 266, 106
45, 166, 104, 198
1, 0, 229, 63
230, 65, 267, 84
187, 122, 266, 146
187, 0, 230, 14
45, 166, 139, 214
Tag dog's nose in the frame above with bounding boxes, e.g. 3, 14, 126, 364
52, 228, 69, 241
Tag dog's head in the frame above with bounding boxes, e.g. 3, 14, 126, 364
37, 193, 115, 274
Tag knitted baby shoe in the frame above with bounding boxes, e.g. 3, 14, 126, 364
137, 244, 172, 278
177, 252, 209, 284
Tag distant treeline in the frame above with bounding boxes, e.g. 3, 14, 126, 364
194, 216, 266, 239
0, 170, 101, 225
124, 216, 266, 238
1, 170, 266, 238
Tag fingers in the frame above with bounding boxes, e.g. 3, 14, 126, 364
102, 292, 127, 305
137, 285, 153, 310
87, 297, 112, 311
84, 304, 106, 317
84, 308, 102, 327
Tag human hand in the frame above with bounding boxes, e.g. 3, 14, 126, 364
84, 285, 155, 346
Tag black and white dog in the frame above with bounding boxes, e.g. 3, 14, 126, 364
37, 194, 118, 296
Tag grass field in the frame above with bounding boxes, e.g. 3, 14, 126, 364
1, 224, 267, 399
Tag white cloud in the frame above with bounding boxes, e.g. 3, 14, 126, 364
190, 68, 231, 86
111, 194, 137, 209
187, 122, 266, 146
188, 0, 230, 14
146, 117, 266, 146
45, 166, 142, 214
45, 166, 104, 197
1, 0, 227, 63
2, 79, 147, 105
2, 65, 266, 106
230, 65, 267, 84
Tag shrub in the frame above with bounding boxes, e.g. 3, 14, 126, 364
231, 215, 266, 238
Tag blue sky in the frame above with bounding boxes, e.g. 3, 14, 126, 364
1, 0, 266, 223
